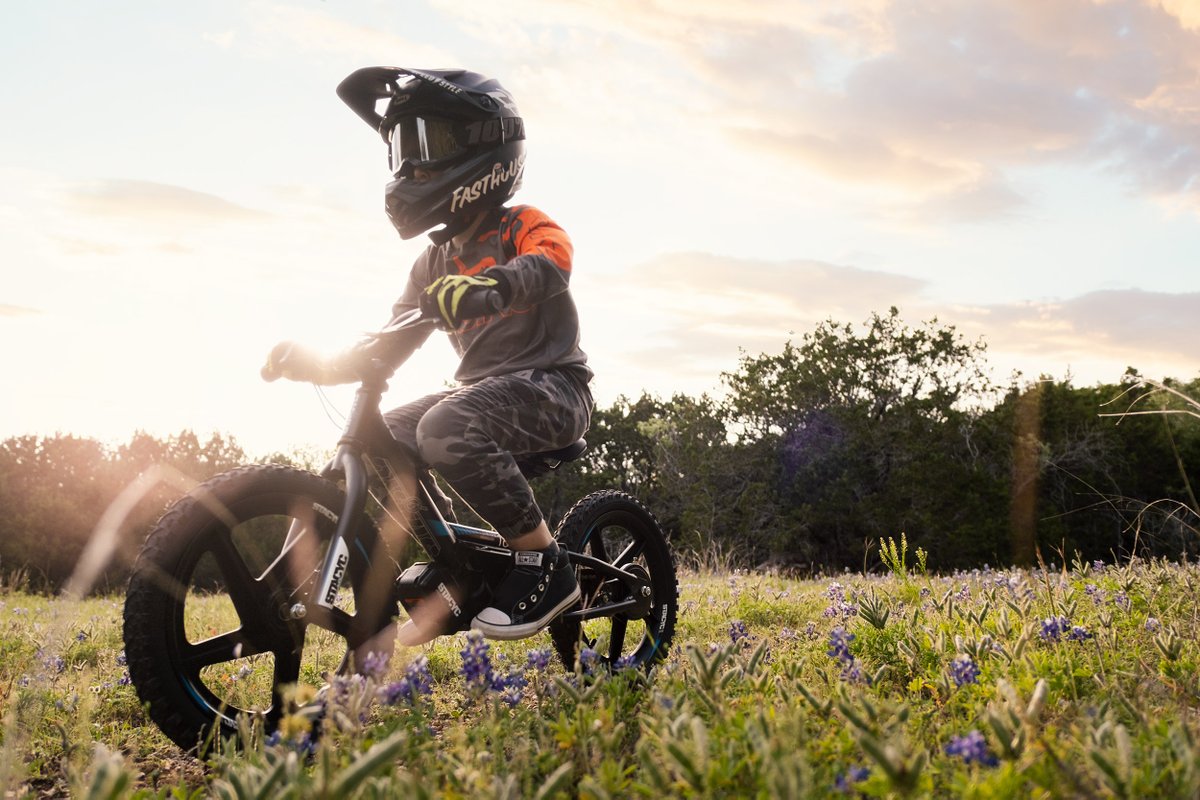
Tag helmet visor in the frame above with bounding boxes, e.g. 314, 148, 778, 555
388, 116, 465, 174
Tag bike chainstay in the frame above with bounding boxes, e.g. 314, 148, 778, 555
561, 550, 653, 622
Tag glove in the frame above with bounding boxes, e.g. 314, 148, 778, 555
261, 341, 360, 384
419, 274, 506, 330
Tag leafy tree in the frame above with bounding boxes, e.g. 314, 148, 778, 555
721, 308, 1004, 569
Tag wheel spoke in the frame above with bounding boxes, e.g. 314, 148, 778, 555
269, 640, 304, 720
209, 531, 273, 627
303, 605, 356, 640
183, 629, 263, 671
607, 617, 628, 663
613, 538, 644, 568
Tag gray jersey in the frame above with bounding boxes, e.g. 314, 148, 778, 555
391, 204, 591, 385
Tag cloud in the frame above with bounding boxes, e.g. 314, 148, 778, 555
239, 3, 457, 65
455, 0, 1200, 216
588, 252, 1199, 394
63, 180, 268, 223
0, 304, 40, 318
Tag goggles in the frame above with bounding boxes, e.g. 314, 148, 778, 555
388, 116, 466, 175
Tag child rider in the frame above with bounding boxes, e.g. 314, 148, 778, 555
264, 66, 592, 641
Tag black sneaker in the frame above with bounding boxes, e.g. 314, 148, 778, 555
472, 543, 580, 640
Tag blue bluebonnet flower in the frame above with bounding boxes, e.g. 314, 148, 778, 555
525, 648, 552, 673
579, 647, 600, 675
828, 627, 866, 683
729, 620, 751, 645
834, 765, 870, 792
1145, 617, 1161, 632
945, 730, 998, 766
116, 651, 127, 667
1113, 591, 1131, 611
266, 730, 316, 756
117, 672, 131, 686
823, 583, 859, 619
500, 684, 523, 707
828, 627, 855, 661
950, 654, 980, 686
1067, 625, 1093, 642
1092, 560, 1105, 573
840, 658, 866, 684
460, 631, 495, 689
380, 655, 433, 706
1039, 616, 1070, 642
360, 650, 390, 679
74, 631, 87, 642
614, 654, 638, 671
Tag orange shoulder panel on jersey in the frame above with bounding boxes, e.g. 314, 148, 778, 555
503, 205, 573, 272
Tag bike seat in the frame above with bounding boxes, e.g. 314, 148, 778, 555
517, 439, 587, 479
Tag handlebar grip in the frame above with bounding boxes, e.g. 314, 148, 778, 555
453, 288, 506, 321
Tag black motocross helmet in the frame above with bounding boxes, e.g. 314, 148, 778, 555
336, 66, 526, 243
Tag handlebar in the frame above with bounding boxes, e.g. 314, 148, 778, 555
262, 290, 503, 385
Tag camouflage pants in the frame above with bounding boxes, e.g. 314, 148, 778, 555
383, 368, 592, 539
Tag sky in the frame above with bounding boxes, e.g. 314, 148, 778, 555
3, 0, 1200, 456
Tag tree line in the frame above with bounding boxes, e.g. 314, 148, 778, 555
2, 308, 1197, 593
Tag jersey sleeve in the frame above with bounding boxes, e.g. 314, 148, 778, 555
490, 206, 574, 308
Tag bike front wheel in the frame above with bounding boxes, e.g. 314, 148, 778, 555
122, 465, 395, 752
550, 490, 678, 672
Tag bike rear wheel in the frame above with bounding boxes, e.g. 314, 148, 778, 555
549, 490, 678, 672
122, 465, 395, 752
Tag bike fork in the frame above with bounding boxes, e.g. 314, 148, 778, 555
312, 445, 369, 612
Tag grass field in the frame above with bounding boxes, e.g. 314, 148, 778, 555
3, 552, 1200, 798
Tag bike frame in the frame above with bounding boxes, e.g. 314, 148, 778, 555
298, 310, 650, 632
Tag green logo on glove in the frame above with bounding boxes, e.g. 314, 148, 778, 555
424, 274, 500, 328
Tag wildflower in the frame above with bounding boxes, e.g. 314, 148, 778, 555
834, 765, 870, 792
957, 583, 971, 602
1066, 625, 1093, 642
1113, 592, 1131, 612
460, 632, 495, 689
266, 729, 316, 756
827, 627, 855, 662
804, 621, 818, 639
950, 654, 980, 687
360, 650, 390, 680
500, 684, 523, 707
1145, 617, 1161, 633
75, 631, 87, 642
115, 651, 127, 667
945, 730, 998, 767
579, 647, 600, 674
117, 673, 131, 686
614, 654, 638, 671
729, 620, 751, 645
840, 658, 866, 684
525, 648, 552, 672
1093, 560, 1105, 573
380, 655, 433, 706
1039, 616, 1070, 642
235, 664, 253, 681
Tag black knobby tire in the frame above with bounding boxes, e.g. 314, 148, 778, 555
122, 465, 394, 753
549, 490, 678, 671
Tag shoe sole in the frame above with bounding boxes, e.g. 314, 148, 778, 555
471, 585, 582, 641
